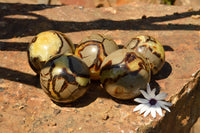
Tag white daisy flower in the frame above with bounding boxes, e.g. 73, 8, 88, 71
133, 83, 172, 118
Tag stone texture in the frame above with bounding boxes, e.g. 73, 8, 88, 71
191, 118, 200, 133
60, 0, 164, 7
175, 0, 200, 6
0, 2, 200, 133
0, 0, 61, 5
0, 0, 170, 7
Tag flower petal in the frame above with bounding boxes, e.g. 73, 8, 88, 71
134, 98, 149, 104
157, 101, 171, 112
140, 90, 151, 100
162, 105, 171, 112
150, 107, 156, 118
150, 88, 156, 98
139, 103, 150, 114
133, 104, 144, 112
155, 92, 168, 100
144, 109, 151, 117
155, 104, 163, 117
158, 100, 172, 107
146, 83, 157, 98
147, 83, 151, 94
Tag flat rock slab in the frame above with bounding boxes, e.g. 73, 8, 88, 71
0, 2, 200, 133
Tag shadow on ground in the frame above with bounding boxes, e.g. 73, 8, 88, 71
0, 2, 200, 39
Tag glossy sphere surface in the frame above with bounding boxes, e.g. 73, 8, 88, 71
75, 34, 118, 80
40, 54, 90, 103
100, 49, 151, 100
28, 30, 75, 74
124, 35, 165, 75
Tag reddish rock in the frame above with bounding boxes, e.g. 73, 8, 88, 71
191, 118, 200, 133
59, 0, 164, 7
60, 0, 111, 7
0, 2, 200, 133
175, 0, 200, 6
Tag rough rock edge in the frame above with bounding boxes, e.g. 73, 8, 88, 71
137, 70, 200, 133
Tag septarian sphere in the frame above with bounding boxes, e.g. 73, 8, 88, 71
124, 35, 165, 75
40, 54, 90, 103
75, 34, 119, 80
28, 30, 75, 74
100, 49, 151, 100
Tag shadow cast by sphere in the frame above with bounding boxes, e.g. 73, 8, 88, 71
0, 3, 200, 39
163, 45, 174, 51
52, 80, 111, 108
150, 79, 161, 94
0, 61, 171, 107
152, 61, 172, 80
112, 97, 136, 105
0, 66, 110, 107
0, 66, 135, 107
0, 66, 40, 88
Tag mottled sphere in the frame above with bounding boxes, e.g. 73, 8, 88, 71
28, 30, 75, 74
124, 35, 165, 75
40, 54, 90, 103
75, 34, 119, 80
100, 49, 151, 100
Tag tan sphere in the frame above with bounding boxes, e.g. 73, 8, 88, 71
124, 35, 165, 75
28, 30, 75, 74
40, 54, 90, 103
100, 49, 151, 100
75, 34, 118, 80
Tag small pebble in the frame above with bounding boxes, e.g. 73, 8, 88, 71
104, 7, 117, 14
102, 114, 109, 120
19, 105, 24, 110
51, 122, 57, 126
33, 120, 42, 128
188, 7, 193, 11
191, 15, 200, 19
0, 87, 4, 92
114, 104, 121, 108
98, 99, 104, 104
68, 128, 74, 132
53, 109, 61, 116
73, 109, 79, 113
78, 6, 84, 10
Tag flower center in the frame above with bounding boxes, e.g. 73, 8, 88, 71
149, 98, 157, 105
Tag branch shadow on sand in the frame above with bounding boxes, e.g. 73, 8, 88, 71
0, 3, 200, 40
